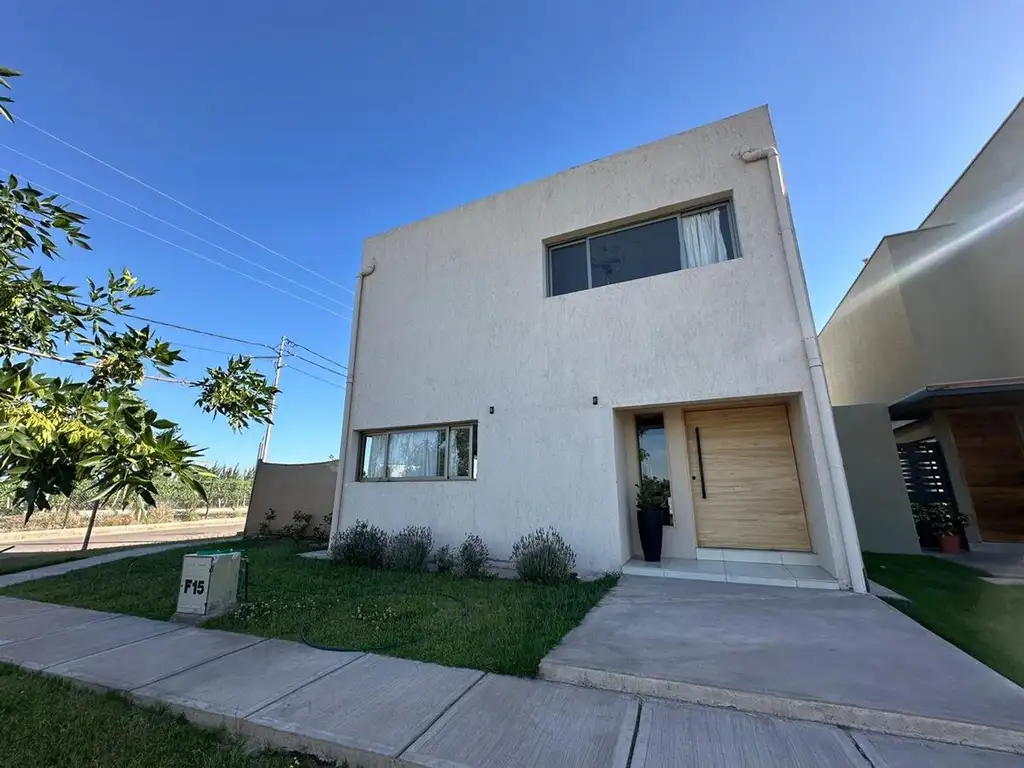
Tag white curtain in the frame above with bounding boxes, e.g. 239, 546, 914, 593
680, 208, 729, 268
387, 430, 444, 478
364, 435, 388, 478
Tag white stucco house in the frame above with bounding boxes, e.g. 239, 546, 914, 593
330, 106, 866, 592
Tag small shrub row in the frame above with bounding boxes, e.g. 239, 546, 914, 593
329, 521, 576, 584
511, 527, 576, 585
435, 534, 489, 578
329, 522, 447, 574
258, 508, 332, 543
329, 520, 388, 568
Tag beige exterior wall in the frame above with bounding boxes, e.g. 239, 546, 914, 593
243, 460, 337, 537
820, 98, 1024, 406
890, 224, 1020, 385
922, 100, 1024, 230
833, 405, 919, 554
819, 240, 922, 406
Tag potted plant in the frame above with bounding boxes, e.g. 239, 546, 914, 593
913, 501, 966, 554
636, 475, 669, 562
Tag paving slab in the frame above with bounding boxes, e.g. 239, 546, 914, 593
0, 614, 182, 670
852, 732, 1024, 767
133, 639, 361, 721
48, 625, 262, 690
0, 605, 116, 645
632, 699, 868, 767
540, 576, 1024, 749
403, 674, 638, 768
0, 595, 66, 620
243, 654, 483, 766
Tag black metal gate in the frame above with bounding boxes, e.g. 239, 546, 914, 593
896, 438, 963, 549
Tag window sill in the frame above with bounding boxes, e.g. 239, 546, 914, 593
358, 477, 477, 483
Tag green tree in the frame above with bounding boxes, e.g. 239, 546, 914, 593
0, 66, 276, 518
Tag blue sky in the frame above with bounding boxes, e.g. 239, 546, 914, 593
4, 1, 1022, 467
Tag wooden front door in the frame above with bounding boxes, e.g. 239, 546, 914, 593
686, 404, 811, 551
947, 410, 1024, 542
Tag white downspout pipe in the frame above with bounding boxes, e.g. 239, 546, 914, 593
329, 261, 377, 545
741, 146, 867, 593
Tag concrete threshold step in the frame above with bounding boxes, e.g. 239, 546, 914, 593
538, 661, 1024, 756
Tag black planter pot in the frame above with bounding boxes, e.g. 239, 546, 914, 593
637, 505, 664, 562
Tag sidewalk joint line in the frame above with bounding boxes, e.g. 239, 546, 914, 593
0, 611, 123, 648
397, 670, 489, 758
126, 636, 268, 692
40, 624, 190, 671
242, 650, 368, 719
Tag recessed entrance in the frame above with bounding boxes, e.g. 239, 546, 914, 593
685, 404, 810, 551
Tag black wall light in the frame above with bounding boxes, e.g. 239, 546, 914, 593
592, 396, 599, 406
489, 406, 494, 414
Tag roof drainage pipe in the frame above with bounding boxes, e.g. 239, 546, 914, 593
741, 146, 867, 593
329, 261, 377, 546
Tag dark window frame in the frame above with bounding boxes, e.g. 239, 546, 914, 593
358, 422, 478, 482
546, 200, 740, 297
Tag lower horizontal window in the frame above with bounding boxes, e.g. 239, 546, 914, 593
359, 423, 477, 481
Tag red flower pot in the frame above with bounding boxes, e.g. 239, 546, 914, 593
938, 534, 961, 554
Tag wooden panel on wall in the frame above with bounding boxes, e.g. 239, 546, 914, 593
947, 410, 1024, 542
686, 404, 811, 551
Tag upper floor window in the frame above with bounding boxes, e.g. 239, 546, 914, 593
548, 201, 738, 296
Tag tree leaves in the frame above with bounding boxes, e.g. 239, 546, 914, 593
0, 66, 276, 518
0, 68, 18, 123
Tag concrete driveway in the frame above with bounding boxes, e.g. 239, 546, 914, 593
540, 576, 1024, 752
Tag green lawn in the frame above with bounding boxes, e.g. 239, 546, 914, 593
0, 663, 335, 767
865, 552, 1024, 687
1, 540, 616, 677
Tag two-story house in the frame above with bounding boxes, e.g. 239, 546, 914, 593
329, 106, 866, 591
820, 97, 1024, 551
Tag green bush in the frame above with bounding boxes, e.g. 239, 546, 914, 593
384, 526, 433, 572
330, 520, 388, 569
457, 534, 489, 577
511, 527, 576, 585
435, 544, 456, 574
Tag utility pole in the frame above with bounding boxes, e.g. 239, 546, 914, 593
257, 335, 287, 462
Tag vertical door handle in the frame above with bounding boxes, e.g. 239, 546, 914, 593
695, 427, 707, 499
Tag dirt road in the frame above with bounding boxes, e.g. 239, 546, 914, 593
0, 519, 246, 553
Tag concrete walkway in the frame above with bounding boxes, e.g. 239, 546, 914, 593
0, 538, 240, 588
0, 596, 1021, 766
540, 577, 1024, 755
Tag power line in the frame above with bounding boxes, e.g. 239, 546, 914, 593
0, 144, 352, 311
17, 116, 355, 294
286, 364, 345, 389
286, 339, 348, 370
2, 170, 348, 318
3, 343, 187, 385
287, 352, 347, 376
122, 313, 275, 350
168, 340, 280, 359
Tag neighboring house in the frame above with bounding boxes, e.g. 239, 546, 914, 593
330, 106, 866, 591
820, 97, 1024, 550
